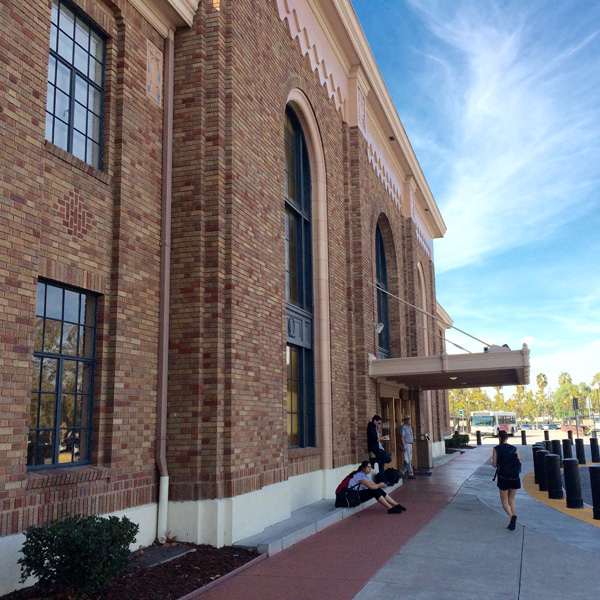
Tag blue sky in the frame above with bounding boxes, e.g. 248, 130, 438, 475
352, 0, 600, 392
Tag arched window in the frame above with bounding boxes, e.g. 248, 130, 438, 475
285, 106, 314, 448
375, 225, 390, 358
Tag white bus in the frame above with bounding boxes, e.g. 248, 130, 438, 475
471, 411, 518, 436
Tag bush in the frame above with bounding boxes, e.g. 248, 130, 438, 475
19, 514, 139, 596
445, 433, 470, 448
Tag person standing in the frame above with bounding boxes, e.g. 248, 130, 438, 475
399, 416, 415, 479
493, 430, 521, 530
367, 415, 392, 484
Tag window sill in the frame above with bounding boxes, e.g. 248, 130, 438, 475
44, 140, 110, 185
26, 465, 111, 490
288, 447, 321, 459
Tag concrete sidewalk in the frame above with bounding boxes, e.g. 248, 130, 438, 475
197, 445, 600, 600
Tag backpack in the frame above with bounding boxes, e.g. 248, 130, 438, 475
493, 445, 521, 481
374, 467, 400, 485
334, 472, 362, 508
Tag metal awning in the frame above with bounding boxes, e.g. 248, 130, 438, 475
369, 345, 530, 391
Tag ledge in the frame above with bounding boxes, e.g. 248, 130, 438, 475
26, 465, 111, 490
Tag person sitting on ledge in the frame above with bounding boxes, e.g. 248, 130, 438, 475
348, 461, 406, 514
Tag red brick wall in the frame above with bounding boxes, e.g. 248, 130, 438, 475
0, 0, 165, 536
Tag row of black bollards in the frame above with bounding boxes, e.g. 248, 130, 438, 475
531, 439, 600, 518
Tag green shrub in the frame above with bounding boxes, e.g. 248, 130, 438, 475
445, 433, 470, 448
19, 514, 139, 596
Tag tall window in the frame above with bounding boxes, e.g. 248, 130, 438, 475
375, 225, 390, 358
45, 0, 105, 169
284, 106, 314, 448
29, 280, 97, 469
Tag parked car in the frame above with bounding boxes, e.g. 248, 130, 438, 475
521, 424, 532, 430
542, 423, 559, 430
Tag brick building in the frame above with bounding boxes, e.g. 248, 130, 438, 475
1, 0, 530, 594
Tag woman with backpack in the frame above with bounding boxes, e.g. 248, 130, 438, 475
347, 461, 406, 514
493, 430, 522, 530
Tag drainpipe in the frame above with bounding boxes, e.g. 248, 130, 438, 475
156, 31, 174, 543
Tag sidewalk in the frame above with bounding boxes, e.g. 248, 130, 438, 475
195, 445, 600, 600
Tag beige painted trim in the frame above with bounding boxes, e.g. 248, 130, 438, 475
286, 88, 333, 470
129, 0, 200, 37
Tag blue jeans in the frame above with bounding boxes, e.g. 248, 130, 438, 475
371, 449, 392, 483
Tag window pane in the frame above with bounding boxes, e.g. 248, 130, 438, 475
32, 356, 41, 391
29, 394, 40, 429
46, 84, 56, 116
80, 326, 94, 358
45, 112, 54, 143
46, 284, 62, 319
43, 319, 62, 353
73, 102, 86, 134
73, 429, 86, 461
72, 130, 86, 162
88, 113, 100, 142
74, 74, 87, 105
58, 4, 75, 35
54, 118, 69, 150
61, 393, 76, 426
38, 430, 55, 465
89, 31, 103, 62
27, 430, 38, 467
74, 42, 88, 76
51, 0, 59, 25
62, 322, 79, 355
89, 57, 102, 86
34, 317, 44, 352
62, 360, 77, 392
55, 89, 70, 124
50, 23, 58, 52
41, 358, 58, 392
39, 394, 56, 428
56, 61, 70, 94
74, 20, 90, 50
88, 141, 101, 169
58, 429, 73, 463
57, 31, 73, 61
64, 289, 80, 323
89, 86, 102, 115
78, 363, 92, 394
47, 56, 56, 86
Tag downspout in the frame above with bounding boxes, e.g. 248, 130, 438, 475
156, 31, 174, 543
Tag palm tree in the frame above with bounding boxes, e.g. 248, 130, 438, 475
536, 373, 547, 390
558, 371, 572, 387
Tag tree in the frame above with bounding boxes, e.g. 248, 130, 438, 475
507, 386, 527, 420
578, 382, 592, 415
536, 373, 548, 391
591, 373, 600, 415
553, 381, 578, 418
558, 371, 572, 387
492, 387, 506, 411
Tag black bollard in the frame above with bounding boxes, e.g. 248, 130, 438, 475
476, 430, 482, 445
575, 438, 586, 465
590, 465, 600, 520
568, 430, 573, 442
544, 430, 550, 441
521, 430, 527, 445
590, 437, 600, 463
546, 454, 563, 500
532, 443, 546, 485
562, 438, 573, 460
551, 439, 562, 466
564, 458, 583, 509
537, 449, 549, 492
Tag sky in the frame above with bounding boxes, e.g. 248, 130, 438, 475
351, 0, 600, 393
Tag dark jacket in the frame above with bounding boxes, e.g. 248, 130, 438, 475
367, 421, 380, 455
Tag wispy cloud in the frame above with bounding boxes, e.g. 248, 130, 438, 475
403, 0, 600, 272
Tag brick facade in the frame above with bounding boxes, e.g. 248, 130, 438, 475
0, 0, 449, 592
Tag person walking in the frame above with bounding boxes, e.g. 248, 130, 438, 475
347, 461, 406, 513
493, 430, 522, 530
399, 416, 415, 479
367, 415, 392, 484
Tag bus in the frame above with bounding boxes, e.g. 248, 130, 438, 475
470, 411, 518, 436
561, 417, 586, 437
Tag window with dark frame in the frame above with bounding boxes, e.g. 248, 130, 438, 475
29, 280, 97, 469
284, 106, 315, 448
45, 0, 105, 170
376, 225, 390, 358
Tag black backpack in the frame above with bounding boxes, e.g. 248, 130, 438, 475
374, 467, 400, 485
334, 473, 361, 508
494, 445, 521, 481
